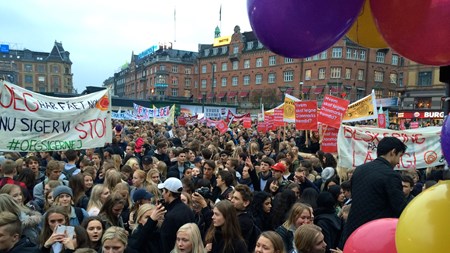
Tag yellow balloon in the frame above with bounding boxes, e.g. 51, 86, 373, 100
346, 0, 388, 48
396, 181, 450, 253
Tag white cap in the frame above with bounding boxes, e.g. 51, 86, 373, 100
158, 177, 183, 193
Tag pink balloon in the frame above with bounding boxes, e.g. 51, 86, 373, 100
370, 0, 450, 66
344, 218, 398, 253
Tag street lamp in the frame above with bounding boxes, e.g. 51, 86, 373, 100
210, 62, 216, 102
278, 86, 291, 102
299, 81, 304, 99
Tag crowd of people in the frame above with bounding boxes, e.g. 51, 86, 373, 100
0, 120, 449, 253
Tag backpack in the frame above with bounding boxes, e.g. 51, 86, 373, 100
74, 207, 84, 224
62, 166, 78, 180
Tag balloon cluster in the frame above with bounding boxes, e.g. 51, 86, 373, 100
247, 0, 450, 65
343, 181, 450, 253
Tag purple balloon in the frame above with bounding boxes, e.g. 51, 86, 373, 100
441, 116, 450, 163
247, 0, 365, 58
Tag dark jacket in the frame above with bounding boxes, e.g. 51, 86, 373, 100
168, 162, 191, 179
210, 228, 247, 253
6, 236, 40, 253
128, 218, 161, 253
275, 225, 294, 253
160, 198, 195, 253
237, 211, 259, 252
314, 208, 342, 253
341, 157, 407, 247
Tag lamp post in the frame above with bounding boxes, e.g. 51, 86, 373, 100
299, 81, 304, 100
210, 62, 216, 102
278, 86, 291, 102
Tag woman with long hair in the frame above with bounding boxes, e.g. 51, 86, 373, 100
205, 200, 247, 253
294, 224, 328, 253
81, 216, 105, 252
39, 206, 70, 252
69, 174, 89, 210
146, 168, 161, 185
249, 191, 273, 231
275, 203, 313, 253
264, 177, 282, 199
130, 169, 147, 198
255, 231, 286, 253
87, 184, 110, 216
52, 185, 89, 226
104, 169, 123, 192
128, 203, 166, 253
101, 226, 137, 253
98, 192, 126, 229
271, 189, 298, 229
81, 171, 94, 198
171, 223, 206, 253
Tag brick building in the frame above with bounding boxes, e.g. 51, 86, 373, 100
0, 41, 73, 93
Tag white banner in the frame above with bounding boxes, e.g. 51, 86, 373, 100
337, 125, 443, 170
0, 81, 112, 152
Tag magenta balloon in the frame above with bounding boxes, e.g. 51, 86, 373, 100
370, 0, 450, 66
344, 218, 398, 253
441, 116, 450, 163
247, 0, 365, 58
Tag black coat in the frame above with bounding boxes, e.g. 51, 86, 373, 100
128, 218, 161, 253
210, 229, 247, 253
314, 208, 342, 253
6, 237, 40, 253
160, 198, 195, 253
275, 225, 294, 253
341, 157, 407, 247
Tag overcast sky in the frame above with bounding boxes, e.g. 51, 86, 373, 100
2, 0, 252, 93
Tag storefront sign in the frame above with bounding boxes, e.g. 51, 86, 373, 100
398, 111, 444, 119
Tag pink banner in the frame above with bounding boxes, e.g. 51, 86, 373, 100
295, 101, 318, 130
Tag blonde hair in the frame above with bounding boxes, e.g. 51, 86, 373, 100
283, 203, 312, 229
111, 154, 122, 170
133, 203, 156, 232
104, 170, 123, 191
113, 182, 132, 208
156, 161, 167, 179
172, 223, 205, 253
101, 226, 128, 246
125, 157, 140, 169
294, 224, 323, 253
87, 184, 108, 211
133, 170, 146, 187
146, 168, 160, 185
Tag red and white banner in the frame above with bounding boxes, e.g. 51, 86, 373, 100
226, 110, 250, 122
264, 114, 275, 131
243, 116, 252, 128
337, 125, 443, 170
216, 120, 228, 134
318, 95, 349, 129
257, 122, 267, 133
295, 101, 318, 130
321, 127, 339, 153
274, 108, 284, 127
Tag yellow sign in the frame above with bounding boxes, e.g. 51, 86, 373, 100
265, 93, 300, 123
342, 90, 378, 122
213, 36, 232, 47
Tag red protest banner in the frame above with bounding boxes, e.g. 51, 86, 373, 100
243, 117, 252, 128
257, 122, 267, 133
321, 126, 339, 153
265, 114, 275, 131
216, 120, 228, 134
295, 101, 318, 130
378, 113, 386, 128
274, 108, 284, 127
178, 116, 186, 126
318, 95, 349, 129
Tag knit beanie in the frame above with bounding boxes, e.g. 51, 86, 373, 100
53, 185, 73, 199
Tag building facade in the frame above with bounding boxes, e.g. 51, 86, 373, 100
0, 41, 73, 93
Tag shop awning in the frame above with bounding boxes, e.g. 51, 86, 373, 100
228, 91, 238, 98
330, 86, 341, 93
239, 91, 249, 98
286, 87, 294, 95
344, 86, 352, 90
197, 94, 204, 100
217, 92, 227, 99
356, 87, 365, 91
302, 87, 311, 93
207, 93, 215, 99
313, 86, 324, 94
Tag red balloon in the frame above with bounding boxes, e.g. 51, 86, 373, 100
344, 218, 398, 253
370, 0, 450, 66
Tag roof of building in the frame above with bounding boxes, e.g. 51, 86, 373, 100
46, 41, 72, 63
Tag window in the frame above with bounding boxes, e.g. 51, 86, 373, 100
353, 50, 359, 60
376, 51, 386, 63
374, 71, 384, 82
332, 48, 342, 58
212, 63, 217, 72
398, 72, 404, 87
24, 64, 33, 72
345, 68, 352, 79
390, 73, 398, 84
204, 49, 210, 56
160, 65, 166, 71
255, 74, 262, 84
232, 61, 238, 70
285, 58, 294, 63
313, 55, 319, 60
39, 87, 46, 92
244, 59, 250, 69
172, 66, 178, 73
244, 75, 250, 85
201, 65, 207, 73
358, 69, 364, 80
269, 56, 276, 66
392, 55, 399, 65
346, 49, 352, 59
213, 78, 217, 87
213, 48, 218, 55
221, 77, 227, 87
232, 76, 238, 86
283, 71, 294, 82
305, 69, 312, 81
172, 88, 178, 96
321, 51, 327, 59
256, 58, 263, 67
52, 65, 59, 73
185, 78, 191, 87
52, 76, 60, 86
375, 89, 383, 99
194, 80, 198, 88
418, 71, 432, 86
233, 46, 239, 54
268, 73, 276, 84
221, 62, 227, 71
194, 66, 198, 74
38, 76, 45, 82
222, 46, 228, 53
201, 79, 207, 88
247, 41, 254, 49
415, 97, 432, 109
172, 77, 178, 85
257, 41, 263, 48
360, 50, 366, 61
25, 75, 33, 84
330, 67, 342, 78
305, 57, 312, 61
37, 65, 45, 73
185, 68, 191, 74
319, 68, 326, 80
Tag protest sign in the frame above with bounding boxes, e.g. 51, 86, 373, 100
337, 125, 443, 169
295, 101, 318, 130
274, 108, 284, 127
342, 90, 378, 122
318, 95, 349, 129
257, 122, 267, 133
321, 127, 339, 153
243, 117, 252, 128
216, 120, 228, 134
0, 81, 111, 152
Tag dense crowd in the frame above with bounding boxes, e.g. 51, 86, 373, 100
0, 120, 448, 253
